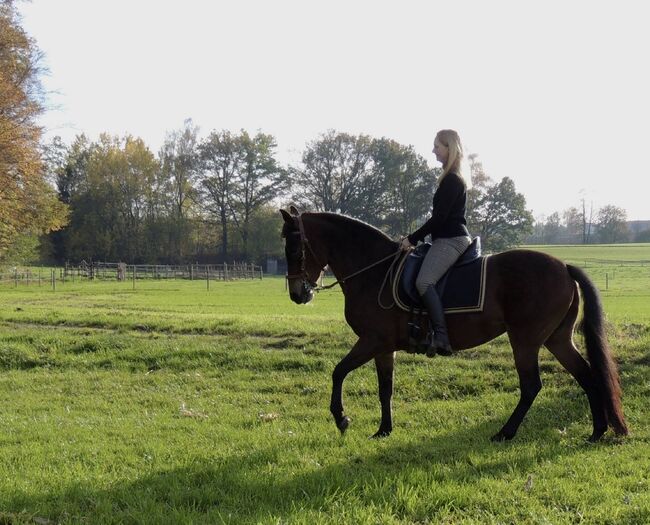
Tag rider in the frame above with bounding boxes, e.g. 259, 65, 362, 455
400, 129, 471, 356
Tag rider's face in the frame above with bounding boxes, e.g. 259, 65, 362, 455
432, 139, 449, 166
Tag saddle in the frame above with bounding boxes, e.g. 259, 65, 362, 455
393, 237, 488, 314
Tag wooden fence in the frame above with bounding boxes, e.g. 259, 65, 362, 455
68, 262, 263, 281
0, 261, 263, 285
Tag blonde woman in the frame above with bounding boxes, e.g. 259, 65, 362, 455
400, 129, 472, 356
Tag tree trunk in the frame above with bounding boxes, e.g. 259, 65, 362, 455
220, 208, 228, 258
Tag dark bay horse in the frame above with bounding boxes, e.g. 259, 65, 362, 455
280, 208, 628, 442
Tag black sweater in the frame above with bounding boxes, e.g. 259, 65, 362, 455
407, 172, 469, 244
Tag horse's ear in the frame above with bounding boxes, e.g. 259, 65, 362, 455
289, 205, 300, 216
279, 209, 293, 223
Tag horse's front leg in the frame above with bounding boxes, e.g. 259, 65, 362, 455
330, 338, 381, 435
372, 351, 396, 438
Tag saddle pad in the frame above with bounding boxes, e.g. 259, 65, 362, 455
392, 252, 489, 314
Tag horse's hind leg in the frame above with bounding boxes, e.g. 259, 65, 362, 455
492, 337, 542, 442
330, 337, 382, 435
544, 294, 608, 441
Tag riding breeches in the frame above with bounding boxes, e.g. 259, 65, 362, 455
415, 236, 472, 295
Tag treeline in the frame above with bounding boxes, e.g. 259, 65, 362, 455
42, 123, 288, 264
527, 202, 646, 244
34, 123, 536, 265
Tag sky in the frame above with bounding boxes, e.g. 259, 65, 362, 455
19, 0, 650, 221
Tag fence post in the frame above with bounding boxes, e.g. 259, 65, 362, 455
133, 265, 136, 290
605, 273, 608, 291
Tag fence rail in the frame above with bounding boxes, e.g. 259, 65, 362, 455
0, 261, 263, 285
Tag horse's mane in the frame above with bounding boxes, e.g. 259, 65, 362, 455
282, 211, 397, 255
308, 212, 395, 243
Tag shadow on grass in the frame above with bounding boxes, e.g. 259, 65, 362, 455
2, 394, 622, 524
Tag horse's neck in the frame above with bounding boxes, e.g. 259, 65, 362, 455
307, 214, 396, 285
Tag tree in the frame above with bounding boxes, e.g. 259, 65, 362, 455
290, 130, 377, 219
466, 155, 533, 252
372, 138, 435, 237
42, 135, 92, 262
159, 119, 200, 261
52, 134, 160, 263
0, 1, 68, 262
580, 195, 594, 244
544, 212, 562, 244
466, 154, 492, 237
635, 229, 650, 242
229, 131, 288, 255
563, 207, 582, 242
245, 205, 285, 262
198, 130, 241, 259
596, 205, 628, 243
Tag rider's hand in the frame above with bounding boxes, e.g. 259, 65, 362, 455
400, 237, 414, 251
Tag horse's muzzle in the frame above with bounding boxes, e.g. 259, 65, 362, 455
289, 280, 314, 304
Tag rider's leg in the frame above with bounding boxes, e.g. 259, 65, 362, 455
415, 236, 471, 356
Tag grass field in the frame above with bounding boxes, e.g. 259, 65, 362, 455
1, 245, 650, 524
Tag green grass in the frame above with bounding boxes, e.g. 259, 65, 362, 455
522, 243, 650, 264
1, 248, 650, 524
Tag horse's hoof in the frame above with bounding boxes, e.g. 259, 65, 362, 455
588, 429, 606, 443
337, 416, 351, 435
370, 428, 391, 439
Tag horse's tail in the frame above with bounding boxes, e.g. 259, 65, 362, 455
567, 265, 628, 436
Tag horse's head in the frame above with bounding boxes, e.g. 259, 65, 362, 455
280, 207, 325, 304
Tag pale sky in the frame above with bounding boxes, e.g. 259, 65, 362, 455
19, 0, 650, 220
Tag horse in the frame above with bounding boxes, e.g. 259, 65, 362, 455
280, 208, 628, 442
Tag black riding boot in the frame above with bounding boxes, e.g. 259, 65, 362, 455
420, 284, 453, 357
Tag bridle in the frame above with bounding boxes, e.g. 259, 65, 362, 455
285, 213, 327, 288
285, 213, 403, 294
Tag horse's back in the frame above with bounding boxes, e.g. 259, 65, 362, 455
489, 249, 572, 287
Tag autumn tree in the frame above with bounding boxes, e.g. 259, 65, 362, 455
0, 0, 67, 262
48, 135, 161, 263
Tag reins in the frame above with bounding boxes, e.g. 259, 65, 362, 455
314, 249, 403, 292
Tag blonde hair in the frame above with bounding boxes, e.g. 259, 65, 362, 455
436, 129, 464, 183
